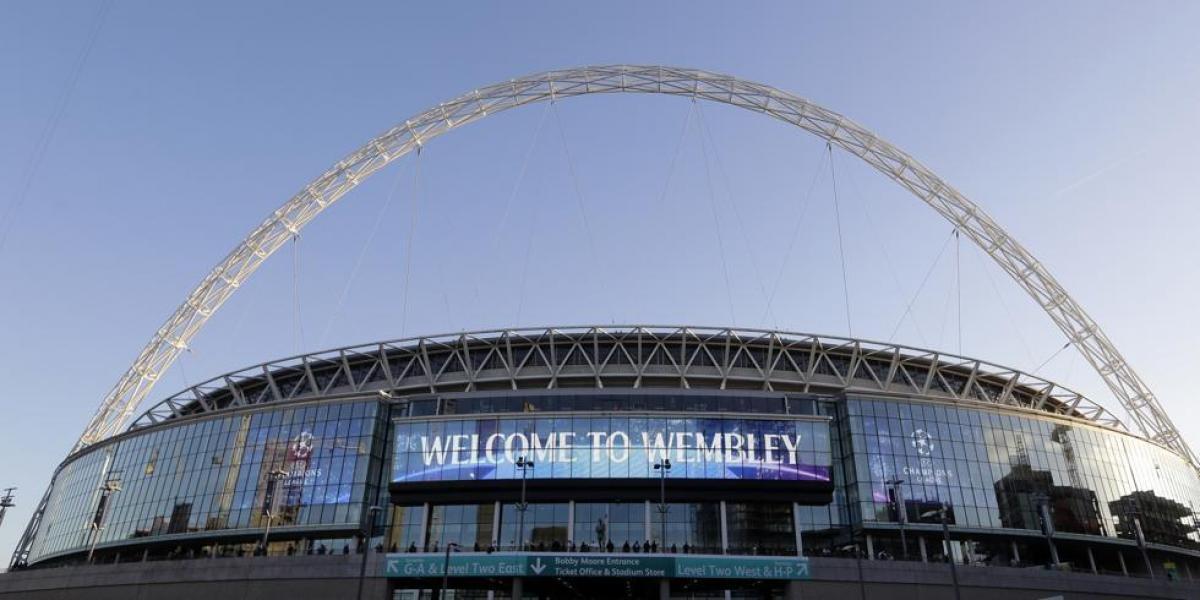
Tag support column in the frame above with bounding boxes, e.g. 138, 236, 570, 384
1117, 550, 1128, 576
865, 534, 874, 560
492, 501, 502, 550
918, 536, 927, 562
419, 502, 430, 551
1087, 546, 1097, 574
1009, 540, 1020, 565
719, 501, 729, 554
793, 503, 804, 556
512, 577, 523, 600
645, 501, 652, 544
658, 578, 670, 600
567, 500, 575, 548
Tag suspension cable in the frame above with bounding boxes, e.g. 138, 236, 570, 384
0, 0, 114, 258
934, 261, 958, 350
177, 348, 192, 390
398, 148, 422, 338
969, 246, 1037, 365
956, 228, 963, 354
409, 158, 457, 331
513, 173, 545, 328
842, 160, 929, 345
1032, 341, 1073, 375
694, 100, 738, 326
654, 100, 696, 209
887, 228, 957, 342
695, 102, 777, 328
828, 144, 853, 337
470, 103, 552, 314
318, 159, 409, 347
291, 234, 305, 353
551, 102, 615, 324
761, 148, 829, 324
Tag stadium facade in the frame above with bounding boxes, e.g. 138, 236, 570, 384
6, 327, 1200, 599
3, 66, 1199, 599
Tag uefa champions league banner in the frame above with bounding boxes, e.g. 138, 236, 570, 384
392, 416, 831, 483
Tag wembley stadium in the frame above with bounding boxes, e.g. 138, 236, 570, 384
2, 67, 1198, 600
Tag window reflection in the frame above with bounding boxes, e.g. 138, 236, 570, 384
31, 401, 381, 561
845, 396, 1200, 549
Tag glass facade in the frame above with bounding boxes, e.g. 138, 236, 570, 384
845, 396, 1200, 549
30, 400, 383, 562
26, 389, 1200, 568
649, 502, 723, 553
426, 504, 495, 551
499, 502, 569, 549
574, 502, 646, 550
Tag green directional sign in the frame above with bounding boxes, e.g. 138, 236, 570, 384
675, 555, 810, 580
528, 554, 674, 578
384, 553, 810, 581
384, 554, 527, 578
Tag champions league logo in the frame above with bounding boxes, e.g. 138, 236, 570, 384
291, 431, 314, 460
910, 429, 934, 456
900, 428, 953, 485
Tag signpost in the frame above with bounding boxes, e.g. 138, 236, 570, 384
384, 552, 810, 581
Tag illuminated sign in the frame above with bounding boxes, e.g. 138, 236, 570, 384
393, 416, 831, 483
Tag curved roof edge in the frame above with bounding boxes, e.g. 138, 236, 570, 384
127, 325, 1125, 433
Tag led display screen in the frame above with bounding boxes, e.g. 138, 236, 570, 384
392, 415, 831, 483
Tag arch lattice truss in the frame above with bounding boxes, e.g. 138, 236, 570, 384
77, 65, 1194, 464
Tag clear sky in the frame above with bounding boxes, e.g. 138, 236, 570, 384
2, 1, 1198, 560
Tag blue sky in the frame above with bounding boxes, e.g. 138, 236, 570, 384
2, 1, 1198, 558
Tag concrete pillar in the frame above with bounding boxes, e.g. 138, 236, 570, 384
658, 578, 670, 600
492, 501, 502, 549
567, 500, 575, 547
793, 502, 804, 556
720, 501, 729, 554
918, 536, 927, 562
645, 501, 653, 543
512, 576, 523, 600
1009, 540, 1020, 564
420, 502, 431, 550
865, 534, 874, 560
1117, 550, 1128, 576
1087, 546, 1097, 574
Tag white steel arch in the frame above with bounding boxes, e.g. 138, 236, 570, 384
74, 65, 1194, 464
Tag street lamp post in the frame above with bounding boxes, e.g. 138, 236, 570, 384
355, 505, 384, 600
654, 459, 672, 550
88, 477, 122, 564
436, 542, 460, 600
922, 504, 961, 600
886, 478, 907, 560
260, 467, 289, 554
515, 456, 534, 551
